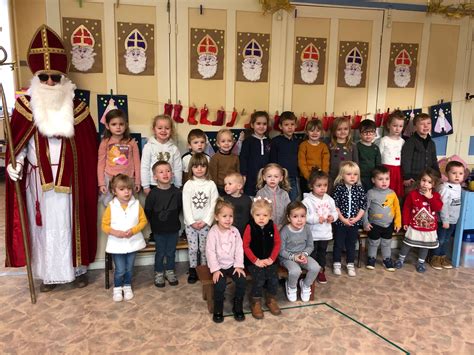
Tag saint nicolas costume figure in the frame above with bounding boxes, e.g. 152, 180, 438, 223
5, 25, 98, 291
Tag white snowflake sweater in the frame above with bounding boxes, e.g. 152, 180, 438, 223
183, 178, 219, 227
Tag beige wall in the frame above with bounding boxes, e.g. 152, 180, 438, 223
291, 17, 330, 115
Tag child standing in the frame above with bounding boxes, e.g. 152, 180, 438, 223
302, 168, 338, 284
357, 119, 381, 192
431, 161, 464, 269
97, 109, 141, 205
270, 111, 300, 201
243, 197, 282, 319
240, 111, 272, 196
206, 199, 246, 323
329, 117, 358, 183
331, 161, 366, 277
378, 110, 405, 197
298, 119, 330, 193
183, 153, 219, 284
256, 163, 291, 229
145, 161, 182, 288
209, 129, 240, 195
141, 115, 182, 195
102, 174, 147, 302
279, 201, 320, 302
363, 166, 401, 271
401, 113, 440, 192
395, 168, 443, 273
182, 129, 210, 184
223, 172, 252, 237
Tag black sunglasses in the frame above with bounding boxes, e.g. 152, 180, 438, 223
38, 74, 62, 83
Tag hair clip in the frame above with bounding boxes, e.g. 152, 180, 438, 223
253, 196, 272, 204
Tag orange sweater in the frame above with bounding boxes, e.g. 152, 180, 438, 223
298, 140, 330, 180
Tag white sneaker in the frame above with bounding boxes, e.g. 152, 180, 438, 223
285, 280, 297, 302
347, 263, 356, 277
123, 285, 134, 301
299, 279, 312, 302
113, 287, 123, 302
333, 262, 342, 276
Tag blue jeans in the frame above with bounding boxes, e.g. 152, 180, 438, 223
113, 252, 137, 287
154, 232, 179, 272
433, 223, 456, 256
288, 176, 300, 201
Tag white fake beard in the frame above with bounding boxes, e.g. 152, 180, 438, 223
300, 60, 319, 84
29, 75, 76, 138
197, 54, 218, 79
124, 48, 147, 74
71, 46, 96, 72
393, 65, 411, 88
344, 64, 362, 87
242, 58, 263, 82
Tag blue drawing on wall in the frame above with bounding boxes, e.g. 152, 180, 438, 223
430, 102, 453, 138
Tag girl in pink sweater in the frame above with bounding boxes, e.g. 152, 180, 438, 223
206, 199, 246, 323
97, 109, 141, 206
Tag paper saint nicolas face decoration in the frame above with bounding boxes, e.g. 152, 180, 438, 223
62, 18, 103, 73
388, 43, 418, 88
294, 37, 326, 85
190, 28, 225, 80
430, 102, 454, 138
338, 41, 369, 88
117, 22, 155, 75
236, 32, 270, 83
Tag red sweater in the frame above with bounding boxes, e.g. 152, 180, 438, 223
243, 221, 281, 264
402, 189, 443, 232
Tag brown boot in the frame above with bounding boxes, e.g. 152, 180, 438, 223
250, 297, 264, 319
440, 256, 453, 269
265, 294, 282, 316
430, 255, 442, 270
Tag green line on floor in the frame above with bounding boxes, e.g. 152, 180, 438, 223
222, 301, 409, 354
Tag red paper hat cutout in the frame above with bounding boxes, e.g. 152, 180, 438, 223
197, 34, 218, 56
27, 24, 68, 75
395, 49, 411, 66
71, 24, 95, 47
301, 43, 319, 61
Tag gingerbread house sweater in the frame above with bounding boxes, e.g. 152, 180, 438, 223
402, 189, 443, 232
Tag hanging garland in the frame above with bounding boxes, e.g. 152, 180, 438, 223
427, 0, 473, 19
259, 0, 293, 14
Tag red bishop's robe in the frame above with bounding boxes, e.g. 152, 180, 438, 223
5, 95, 98, 268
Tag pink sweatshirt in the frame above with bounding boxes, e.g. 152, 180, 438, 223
97, 136, 141, 187
205, 225, 244, 273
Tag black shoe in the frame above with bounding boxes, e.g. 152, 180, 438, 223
74, 274, 89, 288
187, 268, 198, 284
148, 233, 155, 245
40, 283, 57, 292
213, 312, 224, 323
233, 298, 245, 322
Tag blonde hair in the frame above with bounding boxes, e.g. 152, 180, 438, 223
330, 117, 353, 150
333, 161, 361, 186
251, 197, 273, 216
109, 173, 134, 193
256, 163, 291, 191
152, 114, 175, 139
187, 153, 210, 180
225, 172, 244, 185
216, 128, 234, 142
214, 198, 234, 217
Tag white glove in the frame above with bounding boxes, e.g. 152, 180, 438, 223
7, 161, 23, 181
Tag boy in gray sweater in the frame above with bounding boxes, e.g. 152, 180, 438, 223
363, 166, 402, 271
279, 202, 320, 302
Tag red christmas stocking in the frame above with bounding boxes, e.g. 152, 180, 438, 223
296, 114, 308, 132
226, 109, 238, 127
273, 112, 281, 132
200, 106, 212, 125
382, 109, 390, 126
188, 106, 198, 125
375, 111, 383, 127
173, 103, 184, 123
352, 114, 362, 130
164, 102, 173, 116
212, 109, 226, 126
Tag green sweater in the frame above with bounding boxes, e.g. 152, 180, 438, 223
357, 142, 381, 190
